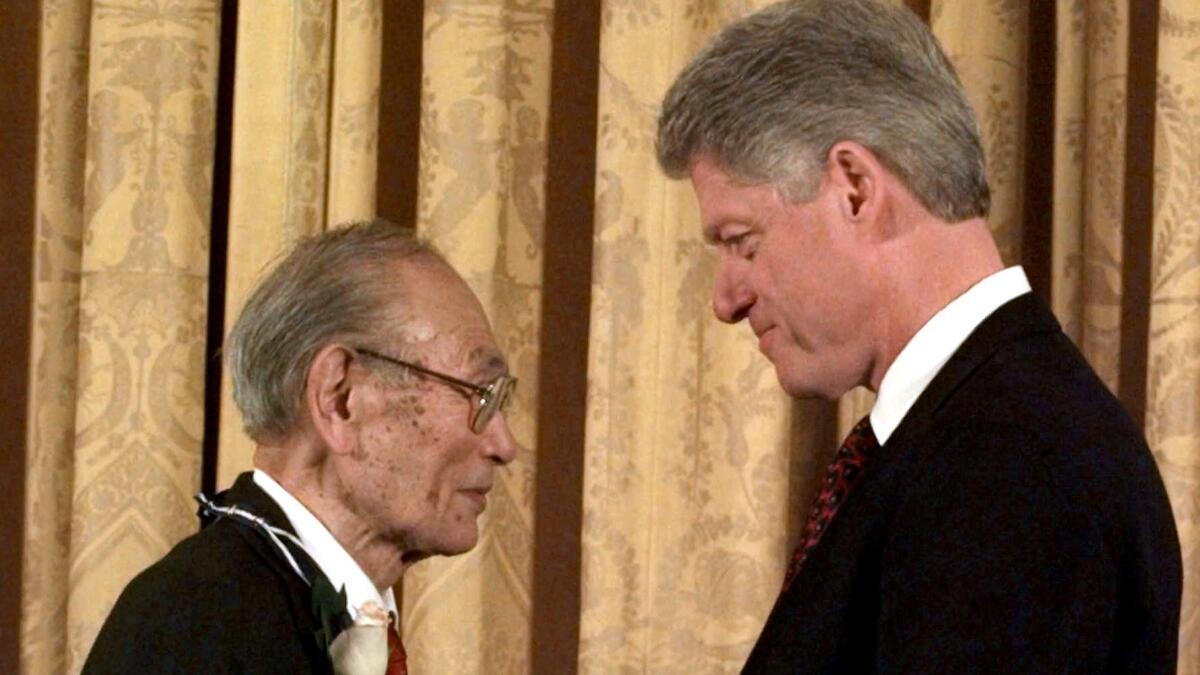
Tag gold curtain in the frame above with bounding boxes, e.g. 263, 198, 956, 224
22, 2, 221, 673
1050, 0, 1129, 389
19, 1, 1200, 673
1147, 0, 1200, 667
932, 0, 1027, 265
216, 0, 382, 485
577, 2, 825, 672
404, 2, 552, 672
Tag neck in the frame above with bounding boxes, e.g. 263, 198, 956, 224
865, 216, 1004, 391
255, 440, 414, 590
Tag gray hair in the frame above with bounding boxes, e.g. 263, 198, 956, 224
226, 218, 442, 443
657, 0, 990, 221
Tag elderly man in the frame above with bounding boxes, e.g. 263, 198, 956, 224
84, 219, 517, 673
657, 1, 1181, 672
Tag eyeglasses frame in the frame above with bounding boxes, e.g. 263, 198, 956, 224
352, 346, 516, 434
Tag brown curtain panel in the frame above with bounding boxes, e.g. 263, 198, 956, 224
17, 1, 1200, 673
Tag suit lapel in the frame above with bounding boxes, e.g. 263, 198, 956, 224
207, 472, 296, 533
205, 472, 337, 670
207, 471, 328, 581
882, 292, 1060, 454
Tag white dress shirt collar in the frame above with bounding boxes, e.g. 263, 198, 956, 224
253, 469, 398, 620
869, 266, 1032, 445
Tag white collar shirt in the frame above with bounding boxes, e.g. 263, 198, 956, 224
253, 469, 398, 620
869, 266, 1033, 445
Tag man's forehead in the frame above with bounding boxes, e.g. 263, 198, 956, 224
397, 318, 506, 374
387, 257, 508, 374
688, 160, 731, 235
395, 262, 489, 329
688, 158, 776, 240
687, 154, 734, 192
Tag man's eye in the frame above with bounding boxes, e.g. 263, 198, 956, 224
726, 233, 757, 258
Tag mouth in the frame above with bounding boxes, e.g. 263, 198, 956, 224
461, 488, 489, 512
755, 326, 775, 352
749, 316, 773, 340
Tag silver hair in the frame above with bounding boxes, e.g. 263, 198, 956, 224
657, 0, 990, 221
226, 218, 443, 443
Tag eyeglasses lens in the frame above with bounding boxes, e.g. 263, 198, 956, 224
471, 375, 516, 433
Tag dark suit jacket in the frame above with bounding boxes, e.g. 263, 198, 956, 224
743, 294, 1182, 674
83, 472, 335, 674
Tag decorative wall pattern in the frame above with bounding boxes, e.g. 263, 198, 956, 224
577, 2, 836, 672
406, 1, 552, 673
1146, 1, 1200, 669
931, 0, 1028, 266
22, 2, 221, 672
327, 0, 382, 224
216, 0, 337, 487
22, 2, 90, 672
1051, 0, 1129, 390
19, 1, 1200, 673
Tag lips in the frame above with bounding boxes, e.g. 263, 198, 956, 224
756, 325, 775, 353
462, 489, 489, 511
749, 314, 774, 341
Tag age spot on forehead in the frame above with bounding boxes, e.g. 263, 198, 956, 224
403, 321, 437, 344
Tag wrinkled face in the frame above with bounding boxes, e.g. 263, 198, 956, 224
689, 156, 879, 399
340, 258, 518, 559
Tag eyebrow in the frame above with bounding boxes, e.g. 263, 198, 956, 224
469, 351, 509, 380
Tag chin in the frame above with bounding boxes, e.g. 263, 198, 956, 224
775, 365, 850, 401
407, 527, 479, 559
436, 529, 480, 557
779, 382, 832, 401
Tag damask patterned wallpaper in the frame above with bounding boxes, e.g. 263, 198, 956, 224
16, 1, 1200, 673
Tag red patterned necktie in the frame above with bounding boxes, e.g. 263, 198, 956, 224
386, 619, 408, 675
783, 415, 879, 590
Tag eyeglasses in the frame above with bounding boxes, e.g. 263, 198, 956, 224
353, 347, 517, 434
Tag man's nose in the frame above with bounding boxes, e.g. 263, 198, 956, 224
712, 258, 753, 324
483, 412, 519, 465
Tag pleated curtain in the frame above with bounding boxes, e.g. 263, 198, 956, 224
20, 1, 1200, 673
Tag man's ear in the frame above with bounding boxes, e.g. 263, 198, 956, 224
304, 343, 360, 456
825, 140, 885, 225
